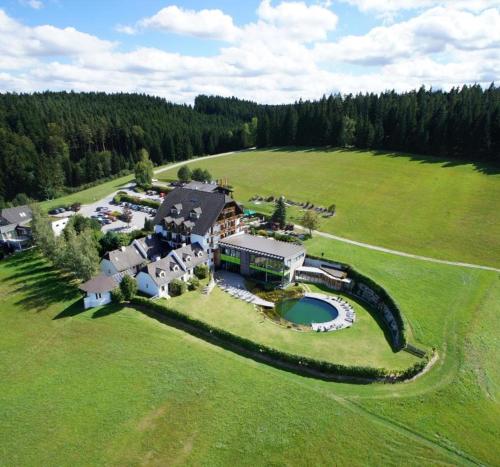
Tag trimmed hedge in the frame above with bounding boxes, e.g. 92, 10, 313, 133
306, 253, 407, 350
131, 296, 430, 382
113, 193, 160, 209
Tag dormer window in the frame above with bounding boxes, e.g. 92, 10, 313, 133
196, 251, 203, 257
171, 203, 182, 215
185, 255, 191, 262
159, 271, 166, 278
190, 207, 202, 219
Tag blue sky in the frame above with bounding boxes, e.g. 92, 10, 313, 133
0, 0, 498, 103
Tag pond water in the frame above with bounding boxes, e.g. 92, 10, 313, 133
276, 297, 339, 326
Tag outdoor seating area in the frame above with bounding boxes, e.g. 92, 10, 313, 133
215, 270, 274, 308
308, 293, 356, 332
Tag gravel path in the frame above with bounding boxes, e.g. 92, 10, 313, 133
296, 226, 500, 273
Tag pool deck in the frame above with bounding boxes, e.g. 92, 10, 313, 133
215, 270, 275, 308
305, 292, 356, 332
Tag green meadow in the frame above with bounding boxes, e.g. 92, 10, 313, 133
159, 148, 500, 268
1, 246, 498, 466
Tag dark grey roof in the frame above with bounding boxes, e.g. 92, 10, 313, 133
220, 233, 305, 259
140, 242, 208, 286
171, 242, 208, 268
142, 255, 185, 286
133, 235, 164, 261
1, 205, 32, 226
153, 187, 242, 236
104, 244, 146, 272
79, 274, 118, 293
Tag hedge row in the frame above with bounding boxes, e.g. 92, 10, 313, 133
114, 192, 161, 209
306, 253, 407, 349
131, 296, 429, 382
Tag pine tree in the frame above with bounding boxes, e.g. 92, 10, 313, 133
272, 196, 287, 229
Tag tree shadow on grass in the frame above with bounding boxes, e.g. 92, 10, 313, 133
53, 299, 86, 319
333, 147, 500, 175
91, 303, 123, 319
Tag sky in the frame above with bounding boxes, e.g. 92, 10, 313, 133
0, 0, 499, 104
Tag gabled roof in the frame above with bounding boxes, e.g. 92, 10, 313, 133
170, 242, 208, 268
79, 274, 118, 293
103, 235, 165, 272
1, 205, 32, 226
139, 242, 208, 286
104, 244, 146, 272
142, 255, 185, 286
133, 235, 164, 261
153, 187, 242, 236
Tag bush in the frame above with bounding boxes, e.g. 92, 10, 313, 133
194, 264, 209, 279
169, 279, 187, 296
120, 275, 137, 301
188, 277, 200, 291
111, 287, 124, 303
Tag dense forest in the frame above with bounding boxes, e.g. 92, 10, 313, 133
1, 85, 498, 204
196, 84, 500, 165
0, 92, 255, 204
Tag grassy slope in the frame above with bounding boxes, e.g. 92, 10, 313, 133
1, 251, 498, 466
39, 173, 135, 211
158, 148, 500, 268
168, 284, 418, 370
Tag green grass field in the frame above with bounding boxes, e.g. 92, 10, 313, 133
1, 249, 498, 466
158, 148, 500, 268
167, 283, 418, 371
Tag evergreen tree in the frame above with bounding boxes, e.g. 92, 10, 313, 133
271, 196, 287, 229
120, 275, 138, 301
134, 148, 153, 187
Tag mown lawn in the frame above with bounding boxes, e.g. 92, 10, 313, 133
158, 148, 500, 268
1, 250, 498, 465
167, 283, 418, 371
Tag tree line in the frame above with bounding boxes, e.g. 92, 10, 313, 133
201, 85, 500, 165
1, 86, 498, 205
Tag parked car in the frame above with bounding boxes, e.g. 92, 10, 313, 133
96, 206, 105, 212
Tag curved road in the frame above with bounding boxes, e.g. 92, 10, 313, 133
153, 148, 499, 273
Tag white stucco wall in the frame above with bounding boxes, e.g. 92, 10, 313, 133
136, 271, 170, 298
51, 217, 70, 237
83, 292, 111, 309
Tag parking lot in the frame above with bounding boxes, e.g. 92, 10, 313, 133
51, 184, 158, 233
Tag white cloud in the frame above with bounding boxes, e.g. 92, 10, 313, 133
256, 0, 338, 42
314, 7, 500, 65
19, 0, 44, 9
340, 0, 500, 15
0, 9, 115, 62
0, 2, 498, 104
137, 5, 239, 41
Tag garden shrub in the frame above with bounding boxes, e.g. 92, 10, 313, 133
170, 279, 187, 296
194, 264, 209, 279
188, 277, 200, 291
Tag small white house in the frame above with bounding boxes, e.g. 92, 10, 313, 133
79, 274, 119, 309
